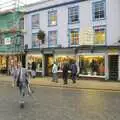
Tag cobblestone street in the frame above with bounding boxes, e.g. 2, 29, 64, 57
0, 85, 120, 120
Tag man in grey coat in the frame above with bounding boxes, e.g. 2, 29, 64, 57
15, 61, 29, 106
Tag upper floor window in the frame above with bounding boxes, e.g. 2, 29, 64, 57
48, 11, 57, 26
69, 28, 79, 46
32, 33, 40, 48
68, 6, 79, 24
48, 31, 57, 47
94, 26, 106, 45
32, 14, 40, 29
92, 0, 106, 21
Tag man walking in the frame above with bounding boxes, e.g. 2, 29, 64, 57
62, 62, 69, 84
31, 61, 36, 78
71, 61, 77, 83
52, 62, 58, 83
15, 61, 29, 108
10, 61, 16, 87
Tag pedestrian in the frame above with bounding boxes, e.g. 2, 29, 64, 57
71, 61, 77, 83
15, 61, 30, 108
31, 61, 36, 78
62, 62, 69, 84
52, 62, 58, 83
10, 61, 17, 87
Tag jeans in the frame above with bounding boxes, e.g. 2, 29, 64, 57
72, 73, 76, 83
19, 82, 27, 101
52, 73, 58, 82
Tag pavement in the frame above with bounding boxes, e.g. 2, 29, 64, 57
0, 75, 120, 91
0, 85, 120, 120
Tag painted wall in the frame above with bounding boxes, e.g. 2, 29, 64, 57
24, 0, 90, 49
24, 0, 120, 49
106, 0, 120, 45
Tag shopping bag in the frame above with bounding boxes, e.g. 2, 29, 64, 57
31, 70, 36, 78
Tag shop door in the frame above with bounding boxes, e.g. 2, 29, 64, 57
44, 54, 53, 76
109, 55, 118, 80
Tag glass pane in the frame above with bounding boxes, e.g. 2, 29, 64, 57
95, 31, 105, 44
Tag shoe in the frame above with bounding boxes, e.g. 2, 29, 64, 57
64, 83, 67, 85
23, 93, 25, 97
73, 81, 76, 84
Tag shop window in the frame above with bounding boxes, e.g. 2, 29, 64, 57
48, 10, 57, 26
92, 0, 106, 21
56, 56, 76, 71
48, 31, 57, 47
32, 33, 40, 48
79, 56, 105, 76
0, 56, 7, 71
27, 55, 42, 71
31, 14, 40, 29
94, 26, 106, 45
68, 6, 79, 24
69, 28, 79, 46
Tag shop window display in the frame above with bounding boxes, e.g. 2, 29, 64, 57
0, 56, 7, 70
55, 56, 76, 71
79, 56, 105, 76
27, 55, 42, 71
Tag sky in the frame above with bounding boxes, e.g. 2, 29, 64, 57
0, 0, 42, 5
0, 0, 43, 11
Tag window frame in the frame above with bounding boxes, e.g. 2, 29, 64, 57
48, 10, 57, 27
31, 14, 40, 29
68, 6, 79, 24
68, 28, 80, 46
48, 30, 57, 47
93, 26, 106, 45
32, 33, 40, 48
92, 0, 106, 21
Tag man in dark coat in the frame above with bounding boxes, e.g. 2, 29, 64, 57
71, 61, 77, 83
62, 63, 69, 84
31, 62, 36, 78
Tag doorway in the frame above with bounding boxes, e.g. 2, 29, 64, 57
44, 54, 54, 76
109, 55, 118, 80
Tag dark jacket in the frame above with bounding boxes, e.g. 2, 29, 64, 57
32, 62, 36, 71
63, 63, 69, 78
71, 63, 77, 74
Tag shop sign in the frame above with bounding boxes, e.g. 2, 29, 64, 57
4, 37, 11, 45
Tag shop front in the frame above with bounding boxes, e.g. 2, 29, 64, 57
26, 54, 43, 76
54, 54, 76, 77
55, 55, 76, 70
0, 55, 19, 74
78, 55, 105, 78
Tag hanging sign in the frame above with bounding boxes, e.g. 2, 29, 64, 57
4, 37, 11, 45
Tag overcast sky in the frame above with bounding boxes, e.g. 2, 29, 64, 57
0, 0, 42, 5
0, 0, 43, 11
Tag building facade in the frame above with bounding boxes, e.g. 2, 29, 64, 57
0, 11, 24, 72
24, 0, 120, 80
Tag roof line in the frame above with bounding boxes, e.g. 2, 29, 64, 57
26, 0, 88, 14
26, 0, 51, 7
